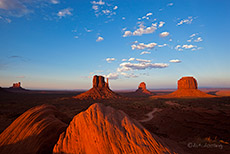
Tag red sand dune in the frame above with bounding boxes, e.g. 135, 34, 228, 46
0, 104, 69, 154
74, 75, 121, 100
135, 82, 155, 96
152, 77, 215, 98
53, 103, 176, 154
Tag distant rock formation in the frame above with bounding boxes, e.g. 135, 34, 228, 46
6, 82, 27, 92
0, 104, 70, 154
135, 82, 155, 96
53, 103, 175, 154
12, 82, 21, 88
74, 75, 121, 100
153, 76, 215, 98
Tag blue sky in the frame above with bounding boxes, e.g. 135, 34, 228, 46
0, 0, 229, 90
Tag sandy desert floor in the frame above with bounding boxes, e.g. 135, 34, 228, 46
0, 90, 229, 154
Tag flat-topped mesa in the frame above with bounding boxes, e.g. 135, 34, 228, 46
178, 77, 197, 89
135, 82, 154, 95
74, 75, 120, 100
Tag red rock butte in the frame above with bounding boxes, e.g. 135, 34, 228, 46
152, 76, 215, 98
12, 82, 21, 88
0, 104, 69, 154
74, 75, 121, 100
53, 103, 177, 154
135, 82, 155, 96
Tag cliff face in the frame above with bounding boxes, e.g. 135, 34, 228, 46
178, 77, 197, 89
0, 105, 70, 154
53, 103, 174, 154
135, 82, 154, 95
74, 75, 120, 100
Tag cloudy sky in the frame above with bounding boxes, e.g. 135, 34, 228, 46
0, 0, 229, 90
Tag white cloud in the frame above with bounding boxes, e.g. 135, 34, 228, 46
133, 23, 157, 36
92, 5, 98, 11
122, 59, 127, 61
113, 6, 118, 10
74, 36, 79, 39
102, 9, 111, 14
120, 72, 138, 78
158, 44, 167, 47
91, 0, 105, 5
167, 3, 174, 6
146, 12, 153, 16
177, 16, 194, 26
133, 40, 138, 44
140, 51, 151, 55
194, 37, 203, 42
122, 17, 125, 20
187, 39, 192, 42
57, 8, 73, 18
106, 58, 116, 63
105, 73, 119, 80
118, 62, 169, 72
190, 33, 197, 37
96, 36, 104, 42
158, 21, 165, 28
175, 45, 181, 50
159, 31, 169, 37
182, 44, 197, 49
85, 28, 92, 32
128, 58, 135, 61
123, 31, 132, 37
131, 42, 157, 50
169, 59, 181, 63
136, 59, 151, 63
51, 0, 59, 4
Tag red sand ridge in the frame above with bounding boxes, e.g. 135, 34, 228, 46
135, 82, 155, 96
152, 76, 215, 98
74, 75, 121, 100
0, 104, 69, 154
53, 103, 176, 154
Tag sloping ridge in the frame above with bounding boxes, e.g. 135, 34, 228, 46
166, 89, 215, 98
135, 82, 155, 96
53, 103, 174, 154
0, 104, 69, 154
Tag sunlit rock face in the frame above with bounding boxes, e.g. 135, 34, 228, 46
53, 103, 173, 154
0, 104, 69, 154
178, 77, 197, 89
135, 82, 154, 95
74, 75, 120, 100
12, 82, 21, 88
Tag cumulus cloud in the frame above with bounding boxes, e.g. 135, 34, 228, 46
113, 6, 118, 10
169, 59, 181, 63
167, 3, 174, 6
117, 62, 169, 72
91, 0, 105, 5
131, 42, 157, 50
57, 8, 73, 18
96, 36, 104, 42
128, 58, 135, 61
140, 51, 151, 55
136, 59, 151, 63
158, 44, 167, 47
106, 58, 116, 63
159, 31, 169, 37
122, 59, 127, 61
177, 16, 194, 26
120, 72, 138, 78
182, 44, 197, 49
92, 5, 98, 11
51, 0, 59, 4
190, 33, 197, 37
158, 21, 165, 28
133, 23, 157, 36
194, 37, 203, 42
123, 31, 132, 37
146, 12, 152, 16
105, 72, 119, 80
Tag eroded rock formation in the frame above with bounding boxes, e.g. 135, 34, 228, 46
74, 75, 120, 100
0, 104, 69, 154
53, 103, 174, 154
135, 82, 154, 95
153, 76, 215, 98
12, 82, 21, 88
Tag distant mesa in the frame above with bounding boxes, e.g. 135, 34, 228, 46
152, 76, 215, 98
0, 104, 70, 154
53, 103, 176, 154
74, 75, 121, 100
135, 82, 155, 96
12, 82, 21, 88
6, 82, 28, 92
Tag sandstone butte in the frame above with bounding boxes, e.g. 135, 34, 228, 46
74, 75, 121, 100
135, 82, 155, 96
152, 76, 215, 98
0, 104, 70, 154
53, 103, 177, 154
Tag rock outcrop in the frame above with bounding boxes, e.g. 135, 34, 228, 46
74, 75, 121, 100
53, 103, 174, 154
12, 82, 21, 88
152, 76, 215, 98
135, 82, 155, 96
0, 104, 69, 154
